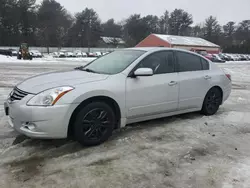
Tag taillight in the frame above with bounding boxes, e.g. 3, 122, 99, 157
226, 74, 231, 81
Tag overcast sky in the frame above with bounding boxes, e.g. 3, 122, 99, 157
38, 0, 250, 24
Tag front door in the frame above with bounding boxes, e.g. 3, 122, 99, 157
125, 51, 179, 119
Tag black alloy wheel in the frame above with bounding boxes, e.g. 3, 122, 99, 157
73, 102, 115, 146
201, 87, 222, 116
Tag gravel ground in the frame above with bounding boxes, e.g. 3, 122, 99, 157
0, 61, 250, 188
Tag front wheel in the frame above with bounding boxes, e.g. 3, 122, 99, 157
73, 102, 115, 146
201, 87, 222, 116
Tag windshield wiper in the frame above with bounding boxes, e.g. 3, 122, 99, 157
74, 66, 84, 70
83, 68, 98, 73
75, 66, 99, 73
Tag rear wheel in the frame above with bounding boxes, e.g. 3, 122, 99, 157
201, 87, 222, 116
73, 102, 115, 146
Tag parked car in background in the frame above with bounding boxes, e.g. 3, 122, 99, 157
194, 50, 207, 56
219, 53, 250, 61
226, 54, 235, 61
102, 52, 110, 56
228, 54, 236, 61
203, 53, 214, 61
241, 55, 247, 60
195, 50, 215, 61
234, 54, 241, 61
218, 53, 230, 61
82, 52, 87, 57
0, 49, 12, 56
4, 47, 232, 146
212, 54, 226, 63
94, 52, 102, 57
30, 50, 42, 58
9, 49, 18, 56
87, 52, 95, 57
65, 51, 74, 57
52, 52, 59, 58
74, 50, 88, 57
52, 51, 67, 58
73, 51, 82, 57
59, 52, 66, 58
240, 55, 248, 61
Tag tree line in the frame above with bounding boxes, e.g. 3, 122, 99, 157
0, 0, 250, 53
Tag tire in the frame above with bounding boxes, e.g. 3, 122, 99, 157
73, 102, 115, 146
201, 87, 222, 116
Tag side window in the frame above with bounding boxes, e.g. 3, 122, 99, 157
138, 51, 175, 74
176, 52, 202, 72
165, 51, 175, 73
201, 58, 209, 70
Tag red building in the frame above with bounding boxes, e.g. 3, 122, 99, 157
136, 34, 221, 54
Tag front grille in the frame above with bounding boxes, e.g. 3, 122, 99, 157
10, 87, 30, 102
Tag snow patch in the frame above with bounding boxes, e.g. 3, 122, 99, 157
0, 55, 95, 65
222, 159, 250, 188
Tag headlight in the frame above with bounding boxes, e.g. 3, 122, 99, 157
27, 86, 74, 106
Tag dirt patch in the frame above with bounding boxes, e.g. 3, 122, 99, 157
149, 132, 185, 143
5, 155, 45, 182
156, 158, 177, 177
182, 143, 218, 162
236, 126, 250, 134
19, 139, 83, 159
87, 155, 120, 166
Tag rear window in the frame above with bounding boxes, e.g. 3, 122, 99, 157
176, 51, 202, 72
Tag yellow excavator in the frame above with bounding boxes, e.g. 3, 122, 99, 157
17, 43, 32, 60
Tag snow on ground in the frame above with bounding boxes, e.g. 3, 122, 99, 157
0, 60, 250, 187
218, 62, 250, 90
0, 54, 95, 65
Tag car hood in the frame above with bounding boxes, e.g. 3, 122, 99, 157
17, 70, 109, 94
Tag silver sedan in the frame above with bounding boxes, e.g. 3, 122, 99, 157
4, 48, 232, 146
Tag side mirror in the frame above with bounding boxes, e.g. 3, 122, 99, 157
133, 68, 153, 77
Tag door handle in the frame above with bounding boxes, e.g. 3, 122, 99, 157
204, 75, 212, 80
168, 81, 177, 86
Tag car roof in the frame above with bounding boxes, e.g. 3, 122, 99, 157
125, 47, 205, 56
127, 47, 172, 52
122, 47, 211, 62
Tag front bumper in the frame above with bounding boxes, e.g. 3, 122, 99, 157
4, 96, 75, 139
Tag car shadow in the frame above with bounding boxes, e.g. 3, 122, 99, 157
12, 135, 83, 158
111, 111, 203, 140
5, 111, 205, 182
11, 112, 203, 157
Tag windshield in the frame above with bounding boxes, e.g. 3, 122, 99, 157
82, 50, 145, 75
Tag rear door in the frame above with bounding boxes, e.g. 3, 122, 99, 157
175, 51, 210, 110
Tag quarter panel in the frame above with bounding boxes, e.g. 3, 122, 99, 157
202, 63, 232, 102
